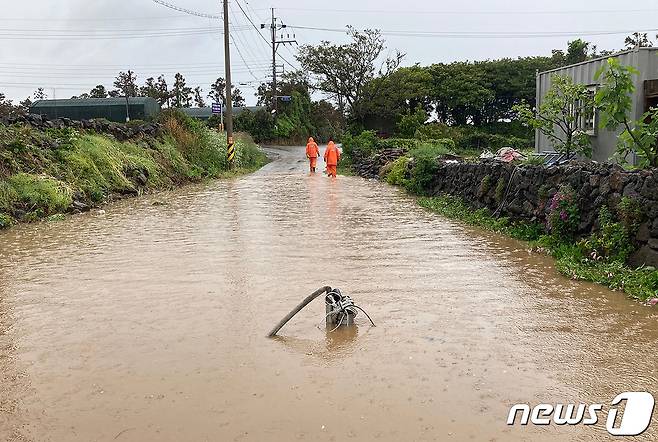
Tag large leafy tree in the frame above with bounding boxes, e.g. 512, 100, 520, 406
297, 27, 403, 123
359, 65, 432, 133
595, 58, 658, 167
429, 62, 494, 126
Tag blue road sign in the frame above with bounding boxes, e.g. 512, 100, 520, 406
212, 102, 222, 114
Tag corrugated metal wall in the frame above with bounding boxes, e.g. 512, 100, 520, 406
536, 48, 658, 164
30, 98, 161, 123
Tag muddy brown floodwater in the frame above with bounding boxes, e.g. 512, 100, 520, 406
1, 146, 658, 441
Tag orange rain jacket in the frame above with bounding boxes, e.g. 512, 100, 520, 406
306, 137, 320, 158
324, 141, 340, 166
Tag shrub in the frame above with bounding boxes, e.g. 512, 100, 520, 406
578, 206, 634, 263
414, 123, 455, 141
0, 213, 12, 229
385, 156, 410, 186
617, 196, 643, 230
376, 138, 419, 150
455, 131, 530, 151
396, 108, 428, 138
0, 180, 17, 211
342, 130, 378, 158
405, 144, 449, 195
546, 185, 579, 239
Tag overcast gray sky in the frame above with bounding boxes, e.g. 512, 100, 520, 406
2, 0, 657, 105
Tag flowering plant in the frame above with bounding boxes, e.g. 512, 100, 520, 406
546, 185, 580, 239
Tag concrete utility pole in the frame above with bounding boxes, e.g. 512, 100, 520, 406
223, 0, 235, 166
263, 8, 296, 116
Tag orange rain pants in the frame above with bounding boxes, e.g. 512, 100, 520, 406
324, 142, 340, 178
306, 138, 320, 172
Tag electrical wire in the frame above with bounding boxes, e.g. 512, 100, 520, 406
151, 0, 221, 19
276, 6, 658, 16
233, 0, 297, 70
286, 25, 658, 39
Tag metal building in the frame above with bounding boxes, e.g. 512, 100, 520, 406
30, 97, 161, 123
179, 106, 264, 121
536, 47, 658, 164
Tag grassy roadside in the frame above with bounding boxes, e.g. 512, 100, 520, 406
337, 156, 355, 176
418, 196, 658, 302
0, 110, 267, 229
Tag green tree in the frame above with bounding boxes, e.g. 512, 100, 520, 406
113, 70, 138, 97
565, 39, 590, 65
208, 77, 226, 105
0, 93, 15, 117
140, 78, 159, 100
429, 62, 494, 125
89, 84, 108, 98
207, 77, 243, 107
155, 76, 171, 107
172, 73, 192, 108
232, 88, 245, 107
513, 75, 593, 157
297, 27, 403, 123
33, 88, 47, 100
396, 107, 428, 138
595, 58, 658, 167
624, 32, 653, 49
360, 65, 432, 133
193, 86, 206, 107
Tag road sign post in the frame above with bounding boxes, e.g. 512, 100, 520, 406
212, 102, 223, 132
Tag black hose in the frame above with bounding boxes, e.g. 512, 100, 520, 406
352, 305, 376, 327
267, 286, 332, 337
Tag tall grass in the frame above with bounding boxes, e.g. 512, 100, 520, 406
0, 114, 267, 228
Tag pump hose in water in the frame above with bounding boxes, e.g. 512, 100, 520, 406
267, 286, 332, 337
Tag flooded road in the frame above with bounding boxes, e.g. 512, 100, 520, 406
1, 145, 657, 441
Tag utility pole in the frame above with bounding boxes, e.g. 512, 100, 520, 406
223, 0, 235, 166
262, 8, 296, 117
271, 8, 277, 115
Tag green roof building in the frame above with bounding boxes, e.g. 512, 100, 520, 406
180, 106, 264, 121
30, 97, 161, 123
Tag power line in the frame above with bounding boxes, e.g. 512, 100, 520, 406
151, 0, 222, 19
0, 61, 269, 69
233, 0, 296, 70
277, 7, 658, 16
286, 25, 658, 39
228, 3, 267, 81
0, 28, 256, 41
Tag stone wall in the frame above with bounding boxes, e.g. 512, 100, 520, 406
1, 113, 162, 141
353, 151, 658, 267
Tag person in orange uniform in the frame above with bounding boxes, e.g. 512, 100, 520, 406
324, 139, 340, 178
306, 137, 320, 173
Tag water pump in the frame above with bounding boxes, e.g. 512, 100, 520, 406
268, 286, 375, 337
